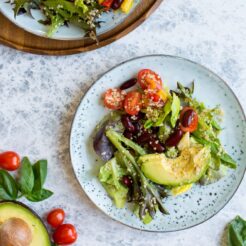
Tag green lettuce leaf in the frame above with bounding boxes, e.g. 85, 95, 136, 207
170, 93, 180, 128
99, 158, 128, 208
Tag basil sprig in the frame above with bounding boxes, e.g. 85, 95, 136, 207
0, 157, 53, 202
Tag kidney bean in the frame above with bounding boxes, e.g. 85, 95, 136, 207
122, 175, 133, 187
119, 78, 137, 90
130, 112, 145, 122
165, 128, 184, 147
181, 109, 195, 127
136, 131, 152, 145
123, 130, 134, 140
121, 115, 135, 132
133, 122, 141, 134
148, 138, 165, 153
111, 0, 124, 10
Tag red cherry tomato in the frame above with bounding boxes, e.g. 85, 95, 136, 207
180, 107, 198, 132
47, 208, 65, 228
53, 224, 77, 245
103, 88, 125, 110
138, 69, 162, 90
124, 91, 142, 115
0, 151, 20, 171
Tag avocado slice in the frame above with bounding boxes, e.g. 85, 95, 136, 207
139, 146, 211, 186
0, 201, 51, 246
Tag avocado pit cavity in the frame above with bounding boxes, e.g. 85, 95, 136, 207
0, 217, 32, 246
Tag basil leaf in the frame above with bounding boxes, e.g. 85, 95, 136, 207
0, 187, 14, 200
26, 189, 53, 202
220, 153, 237, 169
170, 93, 180, 128
19, 157, 34, 194
228, 216, 246, 246
32, 160, 47, 191
0, 170, 18, 200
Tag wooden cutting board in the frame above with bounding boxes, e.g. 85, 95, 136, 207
0, 0, 162, 55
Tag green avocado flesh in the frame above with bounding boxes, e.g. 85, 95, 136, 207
0, 202, 51, 246
140, 146, 211, 186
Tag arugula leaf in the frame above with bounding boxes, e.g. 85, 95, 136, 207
220, 153, 237, 169
228, 216, 246, 246
177, 81, 194, 98
32, 160, 47, 191
0, 170, 18, 200
19, 157, 34, 194
170, 93, 180, 128
26, 189, 53, 202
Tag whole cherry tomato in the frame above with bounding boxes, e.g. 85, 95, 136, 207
47, 208, 65, 228
124, 91, 142, 115
180, 107, 198, 132
103, 88, 125, 110
53, 224, 77, 245
0, 151, 20, 171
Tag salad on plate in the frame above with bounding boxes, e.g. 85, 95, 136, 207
93, 69, 237, 224
10, 0, 135, 38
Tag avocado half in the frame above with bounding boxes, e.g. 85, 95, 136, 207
0, 201, 51, 246
140, 146, 211, 186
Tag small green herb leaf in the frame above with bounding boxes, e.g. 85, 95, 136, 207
32, 160, 47, 191
25, 189, 53, 202
19, 157, 34, 194
0, 170, 18, 200
144, 119, 153, 129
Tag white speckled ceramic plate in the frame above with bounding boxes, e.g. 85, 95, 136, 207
0, 1, 139, 40
70, 55, 246, 232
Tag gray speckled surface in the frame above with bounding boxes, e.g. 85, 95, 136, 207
0, 0, 245, 245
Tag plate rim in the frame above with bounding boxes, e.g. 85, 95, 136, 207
69, 54, 246, 232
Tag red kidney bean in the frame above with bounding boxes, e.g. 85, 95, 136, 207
165, 128, 184, 147
121, 115, 135, 132
112, 0, 124, 10
181, 109, 195, 127
148, 138, 165, 153
119, 78, 137, 90
122, 175, 133, 187
123, 130, 134, 140
130, 112, 145, 122
133, 122, 141, 134
136, 131, 152, 145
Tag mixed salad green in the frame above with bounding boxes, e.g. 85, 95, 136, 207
11, 0, 135, 38
93, 69, 237, 224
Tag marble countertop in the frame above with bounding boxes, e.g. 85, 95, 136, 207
0, 0, 246, 245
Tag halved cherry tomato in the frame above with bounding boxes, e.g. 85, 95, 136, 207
124, 91, 142, 115
0, 151, 20, 171
138, 69, 162, 90
104, 88, 125, 110
180, 107, 198, 132
53, 224, 77, 245
101, 0, 114, 9
47, 208, 65, 228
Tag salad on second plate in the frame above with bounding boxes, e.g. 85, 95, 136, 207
93, 69, 237, 224
11, 0, 135, 39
